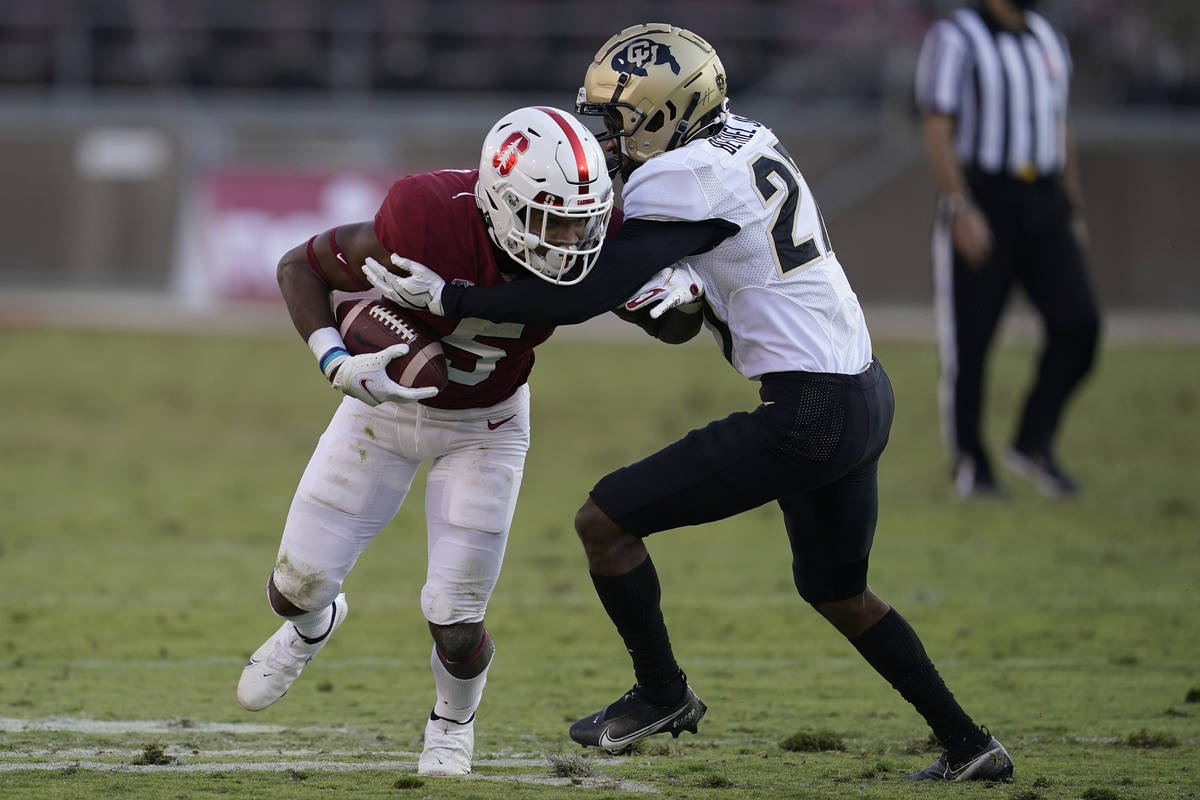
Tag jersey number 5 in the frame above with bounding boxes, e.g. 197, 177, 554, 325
441, 318, 526, 387
751, 142, 833, 276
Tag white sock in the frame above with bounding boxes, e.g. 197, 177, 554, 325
430, 645, 491, 723
289, 601, 336, 642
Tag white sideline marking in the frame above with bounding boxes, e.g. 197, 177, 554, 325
0, 717, 298, 734
0, 749, 553, 767
0, 760, 414, 774
0, 761, 656, 790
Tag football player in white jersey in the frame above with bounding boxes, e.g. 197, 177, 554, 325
366, 24, 1013, 782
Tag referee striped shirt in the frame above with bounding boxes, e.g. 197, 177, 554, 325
915, 7, 1072, 180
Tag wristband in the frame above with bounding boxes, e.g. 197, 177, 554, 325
307, 327, 350, 381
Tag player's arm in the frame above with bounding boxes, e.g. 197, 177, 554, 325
277, 222, 384, 340
276, 222, 435, 405
439, 219, 732, 326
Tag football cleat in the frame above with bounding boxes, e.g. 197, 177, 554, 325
569, 681, 706, 753
953, 455, 1005, 500
418, 711, 474, 776
905, 732, 1013, 782
1005, 447, 1079, 497
237, 594, 347, 711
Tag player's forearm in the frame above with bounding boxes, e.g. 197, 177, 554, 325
278, 250, 337, 340
441, 280, 616, 326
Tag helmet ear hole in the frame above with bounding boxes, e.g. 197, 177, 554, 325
644, 110, 666, 133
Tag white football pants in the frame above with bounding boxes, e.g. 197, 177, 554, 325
271, 384, 530, 626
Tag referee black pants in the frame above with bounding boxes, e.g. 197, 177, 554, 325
932, 172, 1100, 475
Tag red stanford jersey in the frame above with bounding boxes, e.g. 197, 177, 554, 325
373, 168, 555, 410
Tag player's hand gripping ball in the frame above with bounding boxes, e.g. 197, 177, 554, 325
334, 299, 449, 392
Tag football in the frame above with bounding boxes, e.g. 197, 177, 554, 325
334, 298, 449, 391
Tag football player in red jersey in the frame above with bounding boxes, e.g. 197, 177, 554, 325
236, 106, 634, 777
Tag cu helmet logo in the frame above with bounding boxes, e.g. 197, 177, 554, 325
612, 39, 681, 76
493, 132, 530, 176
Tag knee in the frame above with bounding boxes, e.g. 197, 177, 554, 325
1054, 308, 1101, 354
813, 589, 890, 639
574, 498, 620, 549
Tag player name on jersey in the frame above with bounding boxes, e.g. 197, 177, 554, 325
708, 115, 759, 156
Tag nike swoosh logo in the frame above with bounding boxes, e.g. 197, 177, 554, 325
359, 379, 381, 404
627, 287, 665, 308
945, 746, 1002, 780
243, 658, 272, 677
595, 704, 693, 750
336, 253, 348, 265
487, 414, 516, 430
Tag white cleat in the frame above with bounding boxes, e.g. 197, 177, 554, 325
237, 594, 348, 711
417, 712, 475, 776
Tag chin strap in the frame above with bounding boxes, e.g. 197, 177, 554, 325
676, 98, 729, 149
666, 91, 703, 151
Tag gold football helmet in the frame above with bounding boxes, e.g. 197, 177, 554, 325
576, 23, 728, 178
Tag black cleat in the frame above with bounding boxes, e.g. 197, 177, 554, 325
905, 733, 1014, 782
570, 682, 707, 753
1005, 447, 1079, 497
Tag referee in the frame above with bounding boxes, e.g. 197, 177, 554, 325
915, 0, 1100, 498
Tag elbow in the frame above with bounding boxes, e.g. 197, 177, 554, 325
277, 253, 302, 292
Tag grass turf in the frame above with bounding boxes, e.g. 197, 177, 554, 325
0, 328, 1197, 799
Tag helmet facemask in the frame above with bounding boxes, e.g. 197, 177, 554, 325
476, 106, 614, 285
498, 187, 612, 284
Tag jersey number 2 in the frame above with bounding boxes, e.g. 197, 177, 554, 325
751, 143, 833, 276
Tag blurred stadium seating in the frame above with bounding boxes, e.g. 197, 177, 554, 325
0, 0, 1197, 324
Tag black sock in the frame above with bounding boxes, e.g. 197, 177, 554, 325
591, 556, 684, 704
850, 608, 988, 760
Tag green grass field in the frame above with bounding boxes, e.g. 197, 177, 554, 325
1, 328, 1197, 799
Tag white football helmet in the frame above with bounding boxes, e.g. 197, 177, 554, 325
476, 106, 614, 285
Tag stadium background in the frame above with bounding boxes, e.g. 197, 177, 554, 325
0, 0, 1197, 335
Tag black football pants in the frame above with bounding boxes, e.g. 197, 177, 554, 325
590, 359, 894, 604
933, 173, 1100, 472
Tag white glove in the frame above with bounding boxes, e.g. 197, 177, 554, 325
623, 263, 705, 319
327, 344, 439, 406
362, 254, 446, 316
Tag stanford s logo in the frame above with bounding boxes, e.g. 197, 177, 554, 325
493, 132, 530, 177
612, 39, 681, 76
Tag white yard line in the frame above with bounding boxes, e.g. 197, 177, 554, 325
0, 717, 300, 734
0, 748, 555, 768
0, 760, 657, 791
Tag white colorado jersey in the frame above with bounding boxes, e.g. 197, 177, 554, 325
623, 114, 873, 378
